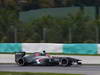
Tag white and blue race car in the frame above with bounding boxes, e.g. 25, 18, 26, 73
15, 52, 82, 66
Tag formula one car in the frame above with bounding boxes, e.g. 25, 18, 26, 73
15, 52, 82, 66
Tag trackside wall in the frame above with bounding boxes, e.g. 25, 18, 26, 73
97, 44, 100, 54
22, 43, 63, 53
63, 44, 97, 54
0, 43, 100, 54
0, 43, 22, 52
22, 43, 99, 54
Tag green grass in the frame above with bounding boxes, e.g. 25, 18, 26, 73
49, 53, 100, 56
0, 72, 82, 75
0, 52, 100, 56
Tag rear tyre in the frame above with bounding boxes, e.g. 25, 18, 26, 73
15, 52, 25, 62
17, 58, 26, 66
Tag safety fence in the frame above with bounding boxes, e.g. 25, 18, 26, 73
0, 43, 100, 54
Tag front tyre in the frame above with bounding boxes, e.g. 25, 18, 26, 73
77, 62, 82, 65
61, 58, 72, 67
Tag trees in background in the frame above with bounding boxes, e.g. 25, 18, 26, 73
16, 13, 100, 43
0, 0, 99, 20
0, 0, 100, 43
0, 8, 20, 42
0, 8, 100, 43
0, 0, 99, 9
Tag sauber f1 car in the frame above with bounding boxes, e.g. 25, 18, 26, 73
15, 52, 82, 66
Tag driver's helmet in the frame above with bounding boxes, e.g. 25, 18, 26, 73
41, 50, 46, 56
43, 50, 46, 53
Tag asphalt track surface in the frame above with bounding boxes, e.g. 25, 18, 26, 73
0, 64, 100, 75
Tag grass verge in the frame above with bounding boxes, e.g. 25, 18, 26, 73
49, 53, 100, 56
0, 52, 100, 56
0, 72, 82, 75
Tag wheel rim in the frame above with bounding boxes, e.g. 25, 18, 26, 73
18, 59, 24, 66
61, 59, 68, 66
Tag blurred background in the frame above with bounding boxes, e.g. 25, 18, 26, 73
0, 0, 100, 43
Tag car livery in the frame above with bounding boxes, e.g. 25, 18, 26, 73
15, 52, 82, 66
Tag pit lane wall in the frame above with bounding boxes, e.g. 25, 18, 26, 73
0, 43, 100, 54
